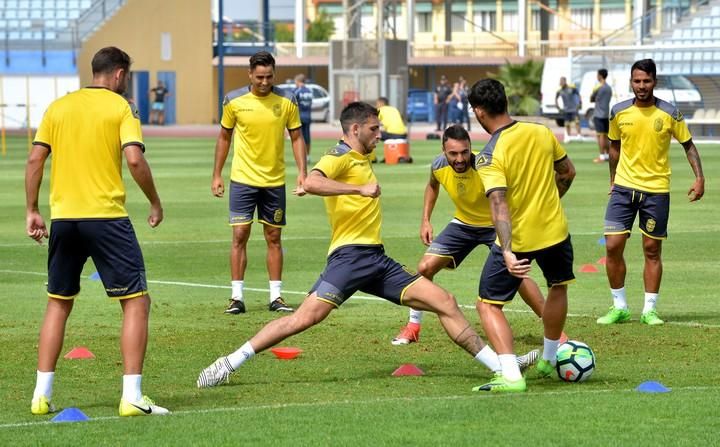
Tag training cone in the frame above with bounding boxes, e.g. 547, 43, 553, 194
392, 364, 424, 376
597, 256, 607, 265
636, 381, 671, 393
598, 236, 606, 246
64, 347, 95, 359
89, 271, 101, 281
579, 264, 599, 273
51, 407, 89, 423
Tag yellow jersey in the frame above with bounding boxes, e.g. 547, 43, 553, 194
430, 153, 492, 227
33, 87, 143, 219
313, 141, 382, 254
476, 121, 569, 252
608, 97, 692, 193
378, 105, 407, 135
220, 86, 302, 187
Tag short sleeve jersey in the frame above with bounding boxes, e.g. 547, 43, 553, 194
591, 83, 612, 119
220, 86, 302, 187
556, 85, 580, 111
476, 121, 569, 252
312, 141, 382, 255
608, 98, 692, 193
293, 85, 313, 123
378, 105, 407, 135
33, 87, 144, 219
430, 153, 492, 227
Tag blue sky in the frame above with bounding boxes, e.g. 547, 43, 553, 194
213, 0, 296, 21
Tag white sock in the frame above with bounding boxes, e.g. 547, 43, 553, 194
408, 309, 423, 325
643, 292, 659, 314
122, 374, 143, 402
269, 280, 282, 302
227, 341, 256, 370
33, 371, 54, 400
611, 287, 627, 310
542, 337, 560, 365
231, 280, 244, 301
498, 354, 522, 381
475, 345, 501, 373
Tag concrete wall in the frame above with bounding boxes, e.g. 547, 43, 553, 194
78, 0, 213, 124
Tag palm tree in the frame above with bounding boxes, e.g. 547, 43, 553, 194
491, 59, 544, 116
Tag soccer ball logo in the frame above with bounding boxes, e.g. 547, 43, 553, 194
556, 340, 595, 382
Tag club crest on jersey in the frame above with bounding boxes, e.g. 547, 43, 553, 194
653, 118, 663, 132
475, 154, 491, 169
273, 104, 282, 117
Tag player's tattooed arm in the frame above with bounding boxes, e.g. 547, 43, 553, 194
488, 189, 512, 252
554, 157, 576, 198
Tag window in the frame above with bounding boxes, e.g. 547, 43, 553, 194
416, 12, 431, 32
473, 10, 496, 31
503, 12, 518, 32
530, 10, 557, 31
600, 8, 625, 30
451, 12, 465, 32
571, 8, 592, 30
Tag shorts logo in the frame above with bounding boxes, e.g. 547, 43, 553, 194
272, 104, 282, 117
475, 154, 490, 169
654, 118, 663, 132
646, 218, 656, 232
273, 209, 284, 223
230, 214, 251, 223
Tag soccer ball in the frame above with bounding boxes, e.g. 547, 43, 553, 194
556, 340, 595, 382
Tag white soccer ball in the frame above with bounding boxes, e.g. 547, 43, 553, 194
556, 340, 595, 382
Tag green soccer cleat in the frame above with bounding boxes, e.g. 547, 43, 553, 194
472, 374, 527, 393
31, 395, 56, 415
536, 359, 555, 378
118, 395, 170, 417
596, 306, 631, 325
640, 309, 664, 325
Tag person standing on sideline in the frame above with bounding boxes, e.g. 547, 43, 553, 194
212, 51, 307, 315
25, 46, 168, 416
197, 102, 538, 391
590, 69, 612, 163
470, 79, 576, 392
434, 75, 452, 132
391, 124, 553, 346
149, 80, 170, 125
293, 74, 314, 163
556, 76, 582, 141
597, 59, 704, 326
376, 97, 407, 140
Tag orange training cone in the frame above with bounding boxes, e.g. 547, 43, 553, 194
392, 364, 425, 376
579, 264, 599, 273
64, 347, 95, 359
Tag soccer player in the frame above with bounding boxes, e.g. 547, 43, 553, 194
25, 46, 168, 416
590, 69, 612, 163
375, 97, 407, 140
197, 102, 537, 390
556, 76, 582, 141
293, 73, 314, 162
597, 59, 705, 326
391, 124, 549, 346
469, 79, 576, 392
212, 51, 307, 315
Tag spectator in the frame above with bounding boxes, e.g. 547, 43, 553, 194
376, 97, 407, 140
149, 80, 170, 125
434, 75, 452, 132
294, 74, 314, 163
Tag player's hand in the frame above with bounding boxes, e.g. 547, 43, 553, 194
503, 251, 531, 279
211, 177, 225, 197
294, 176, 306, 197
688, 178, 705, 202
26, 211, 48, 244
360, 183, 381, 198
148, 203, 163, 228
420, 222, 433, 246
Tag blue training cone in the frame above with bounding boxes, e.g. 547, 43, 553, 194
51, 407, 90, 422
636, 381, 671, 393
597, 236, 606, 246
89, 271, 101, 281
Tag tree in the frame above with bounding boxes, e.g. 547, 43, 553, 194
491, 59, 544, 116
307, 12, 335, 42
274, 22, 294, 42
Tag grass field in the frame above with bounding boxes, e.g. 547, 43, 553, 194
1, 133, 718, 445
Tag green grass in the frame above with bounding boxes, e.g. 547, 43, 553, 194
1, 134, 718, 445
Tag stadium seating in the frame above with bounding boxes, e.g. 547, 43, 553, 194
0, 0, 105, 44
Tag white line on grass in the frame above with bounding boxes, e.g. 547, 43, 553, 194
3, 269, 720, 329
0, 385, 717, 430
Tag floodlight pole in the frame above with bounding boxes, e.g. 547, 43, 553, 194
295, 0, 305, 58
518, 0, 527, 57
217, 0, 225, 122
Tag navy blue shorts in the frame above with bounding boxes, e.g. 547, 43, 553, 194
229, 181, 286, 227
564, 111, 579, 123
47, 218, 147, 299
593, 117, 610, 134
309, 245, 422, 307
300, 121, 311, 147
479, 236, 575, 304
426, 222, 495, 269
604, 185, 669, 239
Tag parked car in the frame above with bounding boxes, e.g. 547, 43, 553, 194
276, 82, 330, 122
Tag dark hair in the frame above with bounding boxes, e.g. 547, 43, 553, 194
468, 79, 508, 117
631, 59, 657, 80
442, 124, 470, 147
598, 68, 608, 79
249, 51, 276, 71
91, 46, 131, 75
377, 97, 388, 105
339, 102, 378, 134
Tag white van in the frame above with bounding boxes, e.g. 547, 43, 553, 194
540, 57, 572, 126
